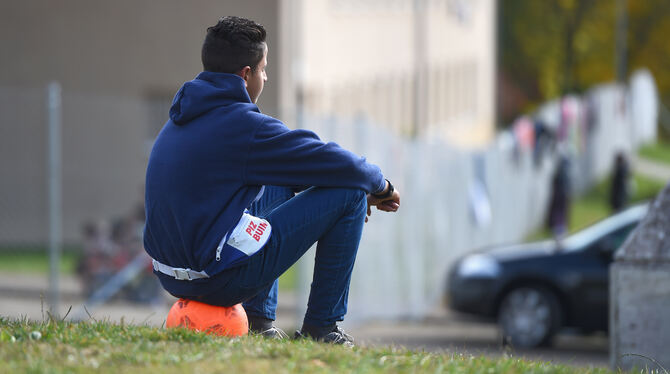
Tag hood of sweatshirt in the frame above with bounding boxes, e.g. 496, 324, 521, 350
169, 71, 253, 125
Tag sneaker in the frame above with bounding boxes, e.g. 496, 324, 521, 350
247, 315, 288, 339
294, 325, 355, 347
255, 326, 289, 340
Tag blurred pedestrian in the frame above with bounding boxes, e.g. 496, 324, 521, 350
546, 156, 571, 241
610, 152, 630, 212
77, 220, 115, 297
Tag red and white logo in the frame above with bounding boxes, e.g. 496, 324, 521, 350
226, 213, 272, 256
245, 220, 268, 242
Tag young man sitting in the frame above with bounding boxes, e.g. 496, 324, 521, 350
144, 16, 400, 345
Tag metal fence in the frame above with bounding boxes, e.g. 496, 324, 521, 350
0, 83, 156, 313
0, 85, 150, 247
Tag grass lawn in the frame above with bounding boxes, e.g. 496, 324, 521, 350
278, 264, 297, 290
0, 318, 612, 374
0, 246, 80, 275
638, 140, 670, 165
526, 173, 665, 241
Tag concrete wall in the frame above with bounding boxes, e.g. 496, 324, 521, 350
610, 263, 670, 371
0, 1, 281, 243
610, 185, 670, 371
0, 1, 281, 116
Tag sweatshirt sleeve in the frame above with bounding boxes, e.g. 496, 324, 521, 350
244, 117, 386, 194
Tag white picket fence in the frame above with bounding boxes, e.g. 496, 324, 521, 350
293, 70, 658, 324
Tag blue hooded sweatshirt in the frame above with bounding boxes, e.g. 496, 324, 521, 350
144, 72, 385, 295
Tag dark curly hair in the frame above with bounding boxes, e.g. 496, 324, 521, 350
201, 16, 267, 74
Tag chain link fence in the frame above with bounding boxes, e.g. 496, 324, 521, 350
0, 83, 161, 309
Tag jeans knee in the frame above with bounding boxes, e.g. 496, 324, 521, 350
341, 188, 367, 215
308, 187, 367, 217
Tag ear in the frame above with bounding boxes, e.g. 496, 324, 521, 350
236, 66, 252, 87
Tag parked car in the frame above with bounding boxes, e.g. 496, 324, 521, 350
447, 203, 648, 348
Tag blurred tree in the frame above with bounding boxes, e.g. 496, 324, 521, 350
628, 1, 670, 121
499, 0, 670, 128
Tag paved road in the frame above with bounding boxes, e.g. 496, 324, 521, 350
350, 310, 608, 368
0, 272, 608, 369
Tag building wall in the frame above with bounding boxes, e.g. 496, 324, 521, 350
0, 1, 281, 243
295, 0, 495, 145
0, 0, 494, 243
0, 1, 281, 115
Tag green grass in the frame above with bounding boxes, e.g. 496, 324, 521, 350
0, 246, 79, 274
0, 318, 612, 374
638, 141, 670, 165
526, 173, 665, 241
277, 264, 297, 290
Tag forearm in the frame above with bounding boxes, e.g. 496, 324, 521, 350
246, 127, 385, 192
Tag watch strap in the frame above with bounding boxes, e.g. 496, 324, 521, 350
372, 179, 394, 199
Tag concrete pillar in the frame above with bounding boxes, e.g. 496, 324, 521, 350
610, 184, 670, 371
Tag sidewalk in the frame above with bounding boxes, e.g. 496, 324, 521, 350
633, 155, 670, 183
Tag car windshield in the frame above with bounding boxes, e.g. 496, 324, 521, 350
562, 204, 648, 251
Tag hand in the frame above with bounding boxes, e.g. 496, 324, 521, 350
366, 187, 400, 223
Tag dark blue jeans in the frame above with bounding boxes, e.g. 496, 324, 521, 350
194, 186, 368, 327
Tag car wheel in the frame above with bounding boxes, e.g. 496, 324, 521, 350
497, 286, 561, 348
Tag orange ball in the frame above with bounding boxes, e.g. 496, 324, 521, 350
166, 299, 248, 337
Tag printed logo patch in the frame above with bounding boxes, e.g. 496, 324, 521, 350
227, 213, 272, 256
245, 220, 269, 242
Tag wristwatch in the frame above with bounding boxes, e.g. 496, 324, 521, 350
372, 179, 394, 199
